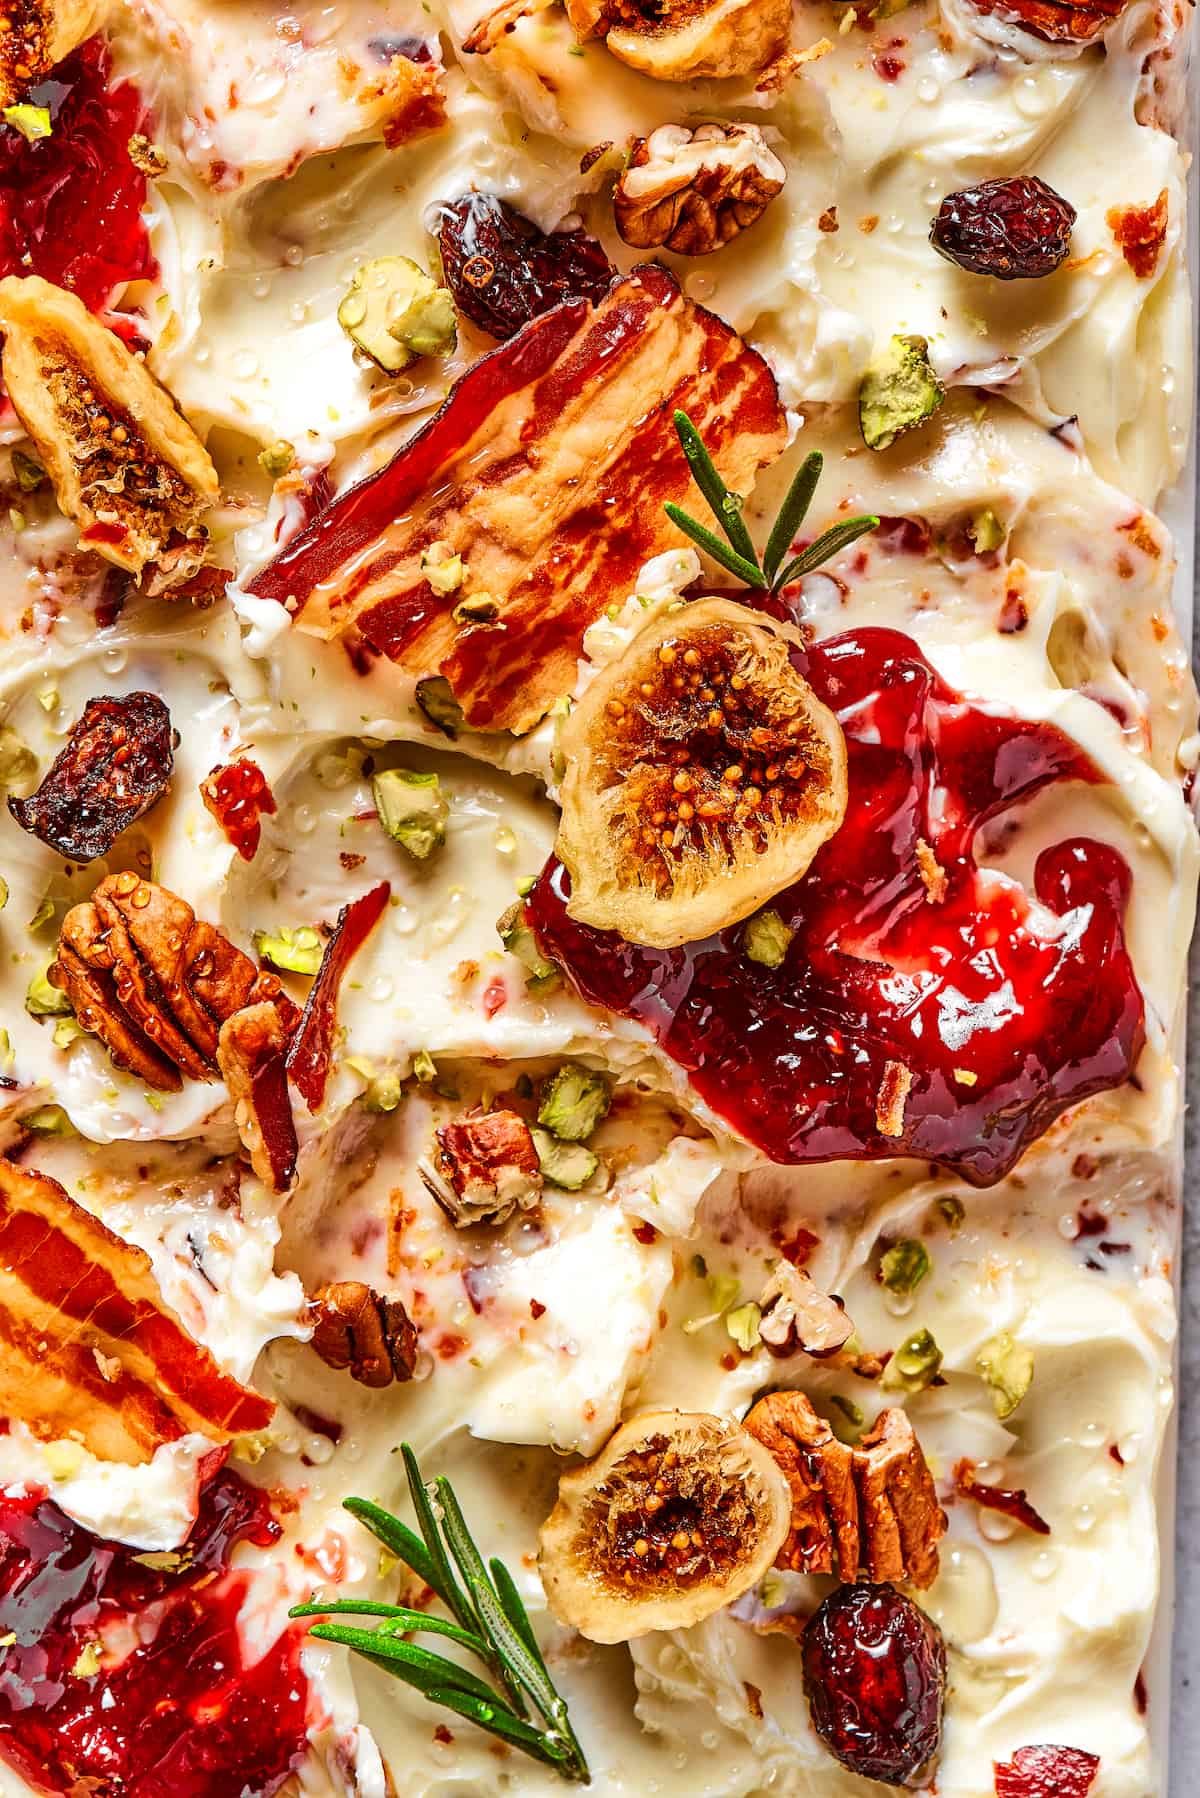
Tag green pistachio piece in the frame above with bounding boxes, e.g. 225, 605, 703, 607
412, 1049, 437, 1082
725, 1302, 763, 1353
859, 334, 945, 452
0, 876, 7, 911
254, 926, 323, 975
977, 1332, 1034, 1419
969, 507, 1005, 553
828, 1394, 865, 1441
25, 964, 70, 1017
497, 901, 558, 984
743, 908, 794, 969
11, 450, 44, 492
882, 1326, 943, 1393
537, 1062, 611, 1141
879, 1238, 931, 1295
258, 440, 296, 479
53, 1017, 85, 1050
3, 105, 51, 143
338, 257, 455, 372
0, 726, 36, 789
363, 1071, 404, 1112
935, 1194, 965, 1230
372, 767, 448, 860
452, 592, 500, 625
0, 1029, 13, 1071
415, 677, 464, 739
532, 1126, 598, 1190
22, 1104, 75, 1136
420, 542, 464, 596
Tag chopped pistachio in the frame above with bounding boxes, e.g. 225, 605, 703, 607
532, 1126, 598, 1190
8, 507, 24, 533
372, 767, 448, 860
743, 908, 794, 969
969, 507, 1005, 553
258, 440, 296, 479
11, 449, 44, 492
53, 1016, 85, 1050
25, 964, 70, 1017
0, 726, 35, 788
23, 1104, 75, 1136
28, 894, 56, 931
879, 1238, 931, 1295
497, 901, 558, 984
935, 1194, 965, 1231
412, 1049, 437, 1083
415, 676, 464, 739
0, 1029, 13, 1072
977, 1332, 1034, 1419
537, 1062, 611, 1141
420, 541, 465, 596
452, 592, 500, 625
71, 1641, 101, 1680
829, 1393, 865, 1428
681, 1271, 741, 1335
3, 104, 52, 143
882, 1326, 942, 1393
254, 926, 323, 976
338, 256, 455, 372
859, 334, 945, 452
36, 685, 57, 713
725, 1301, 763, 1353
364, 1070, 403, 1112
0, 876, 7, 911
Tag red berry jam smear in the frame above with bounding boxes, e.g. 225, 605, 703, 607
531, 628, 1144, 1187
994, 1744, 1100, 1798
0, 1463, 309, 1797
0, 37, 156, 314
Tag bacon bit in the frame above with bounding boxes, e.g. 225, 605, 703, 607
340, 851, 366, 871
915, 838, 947, 904
875, 1060, 912, 1138
993, 1744, 1100, 1798
361, 53, 447, 148
482, 976, 508, 1019
433, 1724, 455, 1746
286, 882, 390, 1112
773, 1225, 819, 1266
1107, 189, 1168, 278
436, 1332, 470, 1361
632, 1221, 659, 1245
1072, 1153, 1099, 1179
955, 1459, 1050, 1536
818, 206, 839, 233
999, 590, 1029, 634
858, 214, 880, 234
529, 1299, 546, 1320
1118, 512, 1162, 559
743, 1682, 764, 1719
0, 1157, 272, 1463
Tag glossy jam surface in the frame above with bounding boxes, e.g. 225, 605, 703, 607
801, 1580, 946, 1785
0, 37, 156, 313
0, 1466, 309, 1797
531, 628, 1144, 1186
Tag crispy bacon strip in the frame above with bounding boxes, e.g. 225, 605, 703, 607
286, 882, 390, 1112
0, 1157, 273, 1464
218, 1002, 299, 1193
248, 267, 786, 734
955, 1458, 1050, 1536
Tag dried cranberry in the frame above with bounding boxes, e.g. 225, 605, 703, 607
994, 1744, 1100, 1798
437, 193, 614, 339
801, 1582, 946, 1787
9, 692, 174, 862
930, 176, 1076, 279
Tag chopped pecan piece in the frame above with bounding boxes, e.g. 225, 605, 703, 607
0, 1156, 273, 1462
758, 1262, 854, 1359
420, 1108, 543, 1226
217, 1002, 299, 1193
308, 1281, 417, 1387
564, 0, 791, 80
614, 124, 785, 256
248, 266, 785, 734
0, 0, 99, 106
0, 275, 219, 586
744, 1391, 945, 1589
9, 691, 174, 862
52, 872, 299, 1092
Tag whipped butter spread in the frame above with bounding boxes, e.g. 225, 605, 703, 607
0, 0, 1194, 1793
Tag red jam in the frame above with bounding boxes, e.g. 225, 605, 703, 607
530, 628, 1144, 1187
0, 1465, 309, 1797
201, 758, 278, 861
0, 37, 156, 313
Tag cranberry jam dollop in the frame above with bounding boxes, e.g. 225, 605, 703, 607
0, 36, 156, 315
0, 1463, 309, 1797
530, 627, 1144, 1186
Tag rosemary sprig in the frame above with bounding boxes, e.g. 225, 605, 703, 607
665, 410, 879, 594
289, 1443, 590, 1785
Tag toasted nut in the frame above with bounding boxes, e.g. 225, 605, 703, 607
216, 1001, 298, 1193
308, 1281, 417, 1387
565, 0, 791, 80
420, 1108, 543, 1226
0, 1, 100, 107
757, 1263, 854, 1359
614, 124, 785, 257
0, 276, 219, 584
744, 1390, 946, 1588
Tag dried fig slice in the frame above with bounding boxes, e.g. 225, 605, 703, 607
9, 692, 174, 862
0, 275, 219, 585
0, 1, 100, 106
538, 1409, 790, 1643
556, 598, 847, 948
566, 0, 790, 80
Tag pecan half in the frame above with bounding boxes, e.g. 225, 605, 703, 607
757, 1262, 854, 1359
614, 124, 785, 256
744, 1391, 945, 1589
8, 691, 174, 862
308, 1281, 418, 1387
217, 1001, 299, 1193
0, 275, 219, 586
52, 872, 298, 1092
564, 0, 791, 80
0, 0, 99, 106
420, 1108, 543, 1227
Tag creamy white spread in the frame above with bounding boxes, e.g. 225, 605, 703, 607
0, 0, 1194, 1793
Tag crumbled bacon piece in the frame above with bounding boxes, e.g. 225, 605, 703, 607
967, 0, 1127, 41
915, 837, 947, 903
1107, 189, 1169, 279
247, 266, 785, 734
285, 882, 390, 1112
745, 1391, 945, 1588
0, 1156, 272, 1462
956, 1458, 1050, 1535
875, 1059, 912, 1138
421, 1108, 542, 1227
201, 758, 277, 861
359, 52, 447, 147
52, 873, 298, 1092
308, 1281, 417, 1387
994, 1745, 1100, 1798
217, 1001, 298, 1193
